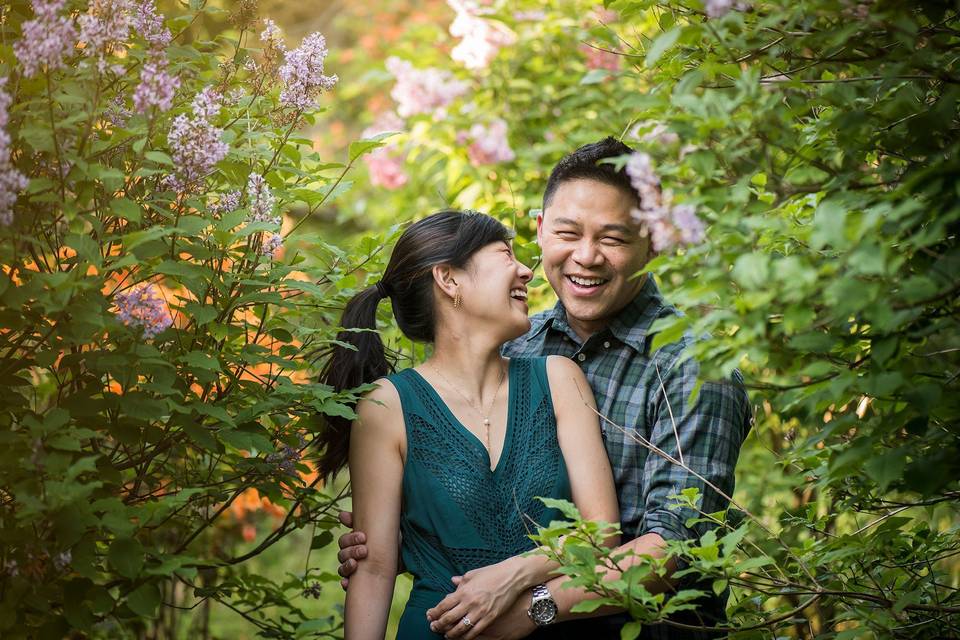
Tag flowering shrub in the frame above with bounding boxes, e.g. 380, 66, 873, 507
0, 0, 391, 636
327, 0, 960, 636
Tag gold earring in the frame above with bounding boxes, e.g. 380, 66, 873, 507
453, 291, 462, 309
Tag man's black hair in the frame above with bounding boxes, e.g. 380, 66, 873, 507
542, 136, 637, 210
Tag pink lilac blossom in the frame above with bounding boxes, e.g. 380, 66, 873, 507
513, 10, 547, 21
261, 232, 283, 260
133, 0, 171, 51
590, 7, 619, 23
247, 174, 279, 225
705, 0, 749, 18
278, 32, 338, 110
114, 284, 174, 339
132, 58, 178, 113
0, 79, 29, 227
626, 152, 706, 251
628, 120, 680, 146
165, 102, 229, 192
361, 112, 409, 190
447, 2, 517, 70
385, 57, 468, 118
78, 0, 134, 70
463, 119, 515, 166
13, 0, 78, 78
580, 44, 621, 72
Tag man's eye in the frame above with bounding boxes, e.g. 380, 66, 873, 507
556, 230, 577, 238
602, 237, 626, 245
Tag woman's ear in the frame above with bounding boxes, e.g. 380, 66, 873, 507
431, 264, 459, 302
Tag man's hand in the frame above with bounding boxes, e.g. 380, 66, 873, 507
474, 593, 535, 640
336, 510, 368, 591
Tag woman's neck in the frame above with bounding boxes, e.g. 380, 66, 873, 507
426, 335, 506, 401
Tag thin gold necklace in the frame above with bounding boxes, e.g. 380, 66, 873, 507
428, 361, 506, 452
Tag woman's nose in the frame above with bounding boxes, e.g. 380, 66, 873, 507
517, 260, 533, 282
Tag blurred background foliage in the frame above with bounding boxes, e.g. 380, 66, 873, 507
0, 0, 957, 638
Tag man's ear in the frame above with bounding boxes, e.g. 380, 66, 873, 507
536, 210, 545, 246
431, 263, 459, 301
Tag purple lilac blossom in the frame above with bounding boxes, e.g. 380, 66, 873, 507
626, 152, 706, 251
165, 97, 229, 192
0, 79, 29, 227
13, 0, 78, 78
247, 174, 279, 225
278, 32, 338, 110
78, 0, 134, 70
261, 232, 283, 260
385, 57, 468, 118
191, 87, 221, 119
133, 0, 171, 51
132, 58, 178, 113
209, 190, 241, 215
114, 284, 174, 339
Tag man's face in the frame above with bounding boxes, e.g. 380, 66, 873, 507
537, 179, 652, 340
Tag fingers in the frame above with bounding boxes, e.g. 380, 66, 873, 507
426, 593, 459, 624
337, 530, 366, 552
338, 510, 353, 527
428, 602, 468, 637
339, 577, 349, 592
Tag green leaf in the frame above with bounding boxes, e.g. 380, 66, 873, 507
125, 582, 161, 618
311, 531, 334, 550
620, 621, 643, 640
811, 199, 848, 249
110, 198, 143, 222
645, 27, 681, 68
108, 537, 144, 579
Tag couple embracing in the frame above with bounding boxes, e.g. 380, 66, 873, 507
318, 137, 753, 639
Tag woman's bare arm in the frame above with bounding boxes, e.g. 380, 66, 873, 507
343, 381, 405, 640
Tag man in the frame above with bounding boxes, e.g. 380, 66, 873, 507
336, 137, 752, 638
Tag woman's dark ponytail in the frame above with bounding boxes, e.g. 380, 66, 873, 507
316, 210, 512, 480
317, 283, 392, 479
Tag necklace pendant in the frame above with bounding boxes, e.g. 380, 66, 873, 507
483, 418, 490, 426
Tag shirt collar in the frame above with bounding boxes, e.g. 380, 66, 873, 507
526, 274, 669, 351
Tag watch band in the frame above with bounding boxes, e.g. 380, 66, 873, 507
528, 583, 558, 626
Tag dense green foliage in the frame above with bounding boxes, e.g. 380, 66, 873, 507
335, 0, 960, 637
0, 1, 393, 636
1, 0, 958, 638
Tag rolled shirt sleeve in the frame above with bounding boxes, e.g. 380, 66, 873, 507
639, 350, 753, 543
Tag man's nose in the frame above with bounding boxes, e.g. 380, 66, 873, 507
571, 240, 603, 267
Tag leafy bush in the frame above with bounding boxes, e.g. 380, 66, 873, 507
0, 0, 392, 636
332, 0, 960, 636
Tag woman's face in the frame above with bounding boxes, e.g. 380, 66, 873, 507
457, 240, 534, 341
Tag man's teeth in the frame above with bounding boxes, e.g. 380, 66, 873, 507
510, 288, 527, 300
569, 276, 608, 286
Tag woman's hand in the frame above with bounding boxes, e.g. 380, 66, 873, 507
426, 559, 526, 638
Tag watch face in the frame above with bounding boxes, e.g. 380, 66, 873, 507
530, 598, 558, 623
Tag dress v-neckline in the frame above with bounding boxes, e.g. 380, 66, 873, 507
408, 360, 515, 474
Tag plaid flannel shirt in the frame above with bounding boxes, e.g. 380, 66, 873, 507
503, 274, 752, 638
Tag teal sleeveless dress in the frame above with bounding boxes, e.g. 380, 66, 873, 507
387, 357, 573, 638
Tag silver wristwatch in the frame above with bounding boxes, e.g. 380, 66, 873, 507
527, 583, 558, 626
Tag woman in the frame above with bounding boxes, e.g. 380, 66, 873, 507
318, 210, 618, 638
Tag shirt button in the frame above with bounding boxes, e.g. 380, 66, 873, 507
576, 353, 586, 362
603, 341, 610, 349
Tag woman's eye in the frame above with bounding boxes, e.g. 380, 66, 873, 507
602, 237, 625, 245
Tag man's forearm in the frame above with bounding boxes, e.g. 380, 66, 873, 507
550, 532, 677, 622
